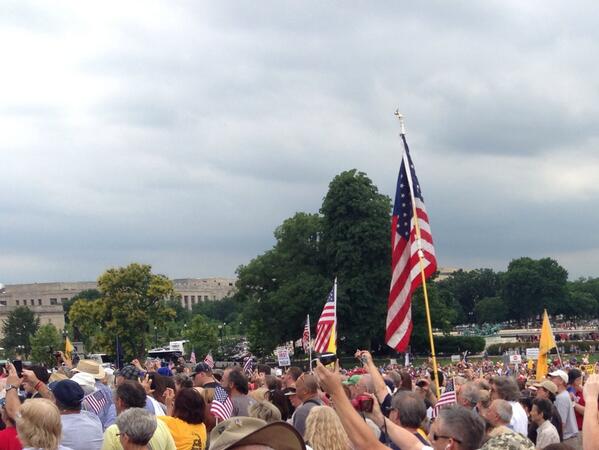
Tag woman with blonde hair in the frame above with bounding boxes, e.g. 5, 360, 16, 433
16, 398, 73, 450
304, 405, 350, 450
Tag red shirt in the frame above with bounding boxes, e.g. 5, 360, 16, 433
573, 389, 585, 430
0, 426, 22, 450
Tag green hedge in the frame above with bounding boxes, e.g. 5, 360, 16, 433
486, 340, 598, 356
433, 336, 486, 355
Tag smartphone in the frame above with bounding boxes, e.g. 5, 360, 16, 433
12, 360, 23, 378
319, 353, 338, 366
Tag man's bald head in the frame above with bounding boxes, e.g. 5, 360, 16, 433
295, 373, 318, 401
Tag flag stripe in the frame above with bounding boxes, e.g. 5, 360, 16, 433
386, 134, 437, 352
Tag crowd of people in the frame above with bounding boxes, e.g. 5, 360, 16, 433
0, 350, 598, 450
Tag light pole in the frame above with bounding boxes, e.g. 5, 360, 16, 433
154, 326, 158, 347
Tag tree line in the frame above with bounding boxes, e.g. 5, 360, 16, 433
3, 169, 597, 361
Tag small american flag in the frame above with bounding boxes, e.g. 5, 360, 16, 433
190, 351, 196, 365
302, 315, 311, 353
314, 283, 336, 353
432, 378, 456, 418
386, 133, 437, 352
210, 385, 233, 420
243, 356, 254, 376
83, 390, 107, 415
204, 352, 214, 369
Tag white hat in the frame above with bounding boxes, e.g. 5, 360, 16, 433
71, 372, 96, 389
549, 369, 568, 384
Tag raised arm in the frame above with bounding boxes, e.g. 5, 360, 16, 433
355, 350, 388, 403
583, 374, 599, 450
314, 360, 423, 450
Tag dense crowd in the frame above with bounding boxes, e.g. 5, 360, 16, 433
0, 351, 598, 450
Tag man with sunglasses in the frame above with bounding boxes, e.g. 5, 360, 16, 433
314, 360, 485, 450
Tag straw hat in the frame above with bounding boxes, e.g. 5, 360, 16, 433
73, 359, 105, 380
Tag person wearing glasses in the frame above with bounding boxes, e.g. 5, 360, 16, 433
314, 360, 485, 450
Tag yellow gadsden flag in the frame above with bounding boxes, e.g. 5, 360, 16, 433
326, 327, 337, 354
65, 336, 75, 360
536, 310, 556, 380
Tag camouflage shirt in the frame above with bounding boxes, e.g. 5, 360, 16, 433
480, 426, 535, 450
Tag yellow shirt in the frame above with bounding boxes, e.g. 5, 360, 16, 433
158, 416, 207, 450
101, 418, 176, 450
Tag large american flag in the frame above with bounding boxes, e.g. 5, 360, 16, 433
314, 284, 336, 353
386, 134, 437, 352
204, 352, 214, 369
432, 378, 456, 417
210, 385, 233, 420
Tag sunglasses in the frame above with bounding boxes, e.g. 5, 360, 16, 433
432, 433, 462, 444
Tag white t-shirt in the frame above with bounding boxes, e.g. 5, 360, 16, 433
508, 401, 529, 436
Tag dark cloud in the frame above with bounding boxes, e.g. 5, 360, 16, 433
1, 1, 599, 283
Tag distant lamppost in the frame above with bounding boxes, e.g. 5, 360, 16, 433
154, 326, 158, 347
218, 324, 224, 353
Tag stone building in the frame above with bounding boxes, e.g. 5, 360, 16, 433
0, 277, 236, 337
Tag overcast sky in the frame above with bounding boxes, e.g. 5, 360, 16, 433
1, 1, 598, 284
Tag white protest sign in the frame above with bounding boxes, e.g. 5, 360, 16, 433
526, 348, 539, 360
451, 355, 461, 362
509, 354, 522, 364
277, 348, 291, 367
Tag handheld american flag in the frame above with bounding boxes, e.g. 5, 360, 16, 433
204, 352, 214, 369
302, 315, 311, 353
314, 280, 337, 353
386, 134, 437, 352
243, 356, 254, 376
210, 385, 233, 420
432, 378, 456, 417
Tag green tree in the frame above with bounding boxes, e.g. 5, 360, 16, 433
410, 283, 458, 353
68, 263, 176, 359
559, 291, 598, 320
63, 289, 102, 341
437, 269, 500, 323
474, 297, 508, 324
234, 213, 329, 354
501, 257, 568, 322
1, 307, 40, 357
30, 324, 63, 366
183, 314, 219, 359
320, 170, 391, 351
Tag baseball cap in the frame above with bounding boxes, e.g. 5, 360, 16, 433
71, 372, 96, 390
532, 380, 557, 395
209, 417, 305, 450
116, 365, 143, 380
51, 380, 85, 409
548, 370, 568, 384
342, 375, 362, 386
194, 362, 212, 374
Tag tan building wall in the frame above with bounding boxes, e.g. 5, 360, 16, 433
174, 278, 236, 310
0, 277, 237, 336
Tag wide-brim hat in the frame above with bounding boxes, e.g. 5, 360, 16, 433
209, 417, 305, 450
73, 359, 105, 379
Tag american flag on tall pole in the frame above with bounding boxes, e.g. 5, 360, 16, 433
204, 352, 214, 369
210, 385, 233, 420
385, 129, 437, 352
302, 315, 311, 353
313, 280, 337, 353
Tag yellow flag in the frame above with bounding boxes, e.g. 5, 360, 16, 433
536, 310, 556, 380
65, 336, 74, 360
326, 327, 337, 354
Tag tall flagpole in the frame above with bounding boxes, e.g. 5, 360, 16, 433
395, 110, 441, 398
333, 277, 338, 351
